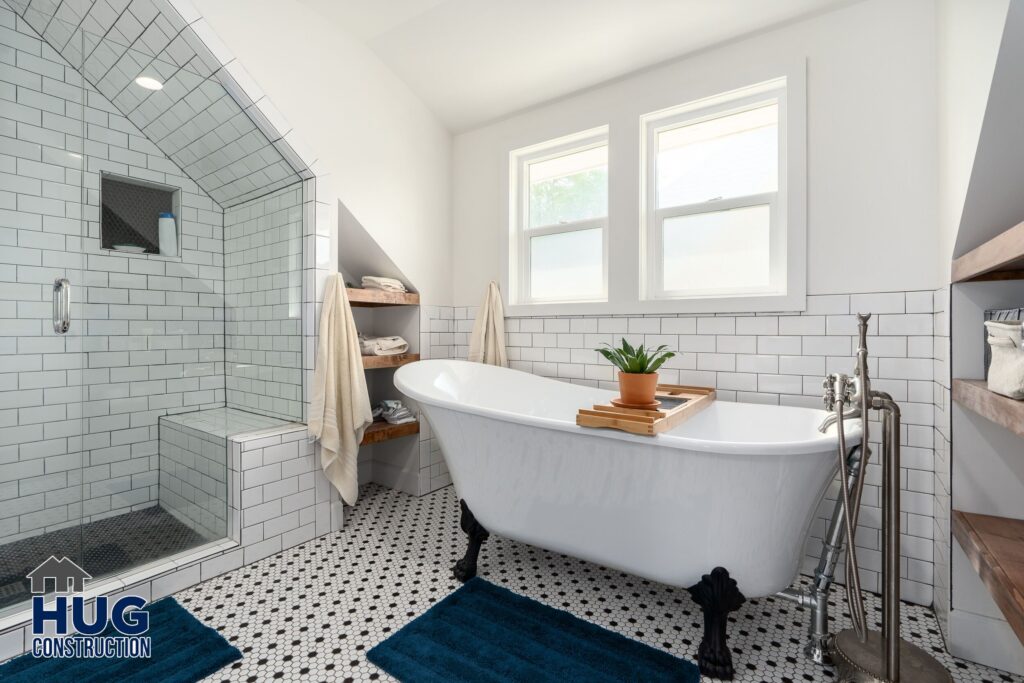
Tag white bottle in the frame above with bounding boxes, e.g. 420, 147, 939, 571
158, 212, 177, 257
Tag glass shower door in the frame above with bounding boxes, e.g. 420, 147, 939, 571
0, 5, 87, 614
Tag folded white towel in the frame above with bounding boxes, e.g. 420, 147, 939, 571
359, 335, 409, 356
376, 400, 417, 425
361, 276, 407, 292
308, 275, 373, 505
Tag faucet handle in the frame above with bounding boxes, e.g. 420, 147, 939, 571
823, 376, 836, 411
823, 373, 855, 411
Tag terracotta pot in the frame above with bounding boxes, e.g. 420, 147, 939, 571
618, 371, 659, 406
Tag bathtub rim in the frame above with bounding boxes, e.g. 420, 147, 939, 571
395, 359, 862, 457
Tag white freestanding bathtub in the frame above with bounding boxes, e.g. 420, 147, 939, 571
395, 359, 861, 600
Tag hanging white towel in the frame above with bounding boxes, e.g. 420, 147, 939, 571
468, 281, 508, 367
308, 274, 373, 505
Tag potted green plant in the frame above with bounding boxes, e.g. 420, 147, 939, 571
596, 339, 676, 406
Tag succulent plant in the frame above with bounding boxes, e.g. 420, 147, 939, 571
596, 338, 675, 374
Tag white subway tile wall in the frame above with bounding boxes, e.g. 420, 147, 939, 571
0, 0, 344, 652
233, 424, 334, 564
3, 0, 309, 208
158, 418, 228, 540
426, 291, 939, 605
932, 286, 951, 635
224, 183, 303, 421
0, 7, 227, 545
417, 305, 455, 494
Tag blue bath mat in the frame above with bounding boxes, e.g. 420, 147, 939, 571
368, 577, 699, 682
0, 597, 241, 683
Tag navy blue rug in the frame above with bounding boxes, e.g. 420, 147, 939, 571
368, 577, 700, 682
0, 597, 241, 683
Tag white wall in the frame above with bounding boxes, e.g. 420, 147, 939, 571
452, 0, 940, 307
190, 0, 453, 304
932, 0, 1007, 650
953, 1, 1024, 259
936, 0, 1009, 278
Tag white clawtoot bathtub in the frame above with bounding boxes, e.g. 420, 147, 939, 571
394, 359, 861, 599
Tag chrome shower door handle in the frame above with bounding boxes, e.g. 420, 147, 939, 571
52, 278, 70, 334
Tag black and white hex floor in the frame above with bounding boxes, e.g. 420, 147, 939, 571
178, 483, 1023, 683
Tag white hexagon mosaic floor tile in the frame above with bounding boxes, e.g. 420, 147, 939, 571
177, 484, 1023, 683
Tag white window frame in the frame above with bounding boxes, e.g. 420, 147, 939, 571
641, 79, 793, 306
507, 127, 609, 306
500, 62, 805, 317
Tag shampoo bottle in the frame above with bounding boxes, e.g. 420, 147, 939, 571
158, 212, 177, 257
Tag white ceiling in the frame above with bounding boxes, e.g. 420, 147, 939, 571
301, 0, 852, 132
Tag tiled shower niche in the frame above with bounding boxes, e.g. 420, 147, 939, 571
100, 172, 180, 255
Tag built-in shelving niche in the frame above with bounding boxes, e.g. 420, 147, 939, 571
950, 218, 1024, 666
100, 172, 180, 256
338, 199, 426, 496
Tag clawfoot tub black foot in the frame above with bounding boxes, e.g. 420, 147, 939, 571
453, 499, 489, 582
687, 567, 746, 680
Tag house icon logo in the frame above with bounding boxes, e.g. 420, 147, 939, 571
26, 556, 91, 594
25, 556, 152, 659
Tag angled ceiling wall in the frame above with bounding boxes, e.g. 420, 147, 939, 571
937, 0, 1009, 279
4, 0, 311, 207
953, 1, 1024, 258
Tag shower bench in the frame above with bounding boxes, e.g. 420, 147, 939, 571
158, 407, 308, 544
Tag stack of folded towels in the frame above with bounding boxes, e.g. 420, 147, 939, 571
373, 400, 416, 425
361, 276, 407, 293
358, 333, 409, 356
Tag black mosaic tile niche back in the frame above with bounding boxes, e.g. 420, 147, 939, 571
101, 175, 174, 253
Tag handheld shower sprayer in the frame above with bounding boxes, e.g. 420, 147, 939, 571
822, 315, 873, 645
822, 314, 950, 683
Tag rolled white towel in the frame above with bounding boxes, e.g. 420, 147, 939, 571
361, 276, 407, 292
359, 335, 409, 356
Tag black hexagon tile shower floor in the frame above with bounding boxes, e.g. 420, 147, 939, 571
177, 484, 1022, 683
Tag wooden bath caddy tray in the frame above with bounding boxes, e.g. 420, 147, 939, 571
576, 384, 716, 436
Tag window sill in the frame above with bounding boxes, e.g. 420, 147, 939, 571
504, 291, 805, 317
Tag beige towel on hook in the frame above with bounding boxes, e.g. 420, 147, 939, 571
468, 281, 508, 367
308, 274, 373, 505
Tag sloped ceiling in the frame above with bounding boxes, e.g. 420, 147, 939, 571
5, 0, 309, 207
302, 0, 855, 132
954, 1, 1024, 258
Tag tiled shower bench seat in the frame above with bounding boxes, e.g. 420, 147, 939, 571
159, 408, 304, 541
158, 407, 342, 560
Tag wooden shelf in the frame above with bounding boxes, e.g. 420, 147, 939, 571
362, 353, 419, 370
952, 220, 1024, 283
347, 288, 419, 307
360, 420, 419, 446
952, 510, 1024, 646
952, 379, 1024, 438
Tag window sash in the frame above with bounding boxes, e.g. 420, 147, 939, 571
642, 83, 786, 302
649, 194, 780, 299
519, 221, 607, 303
513, 132, 609, 304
